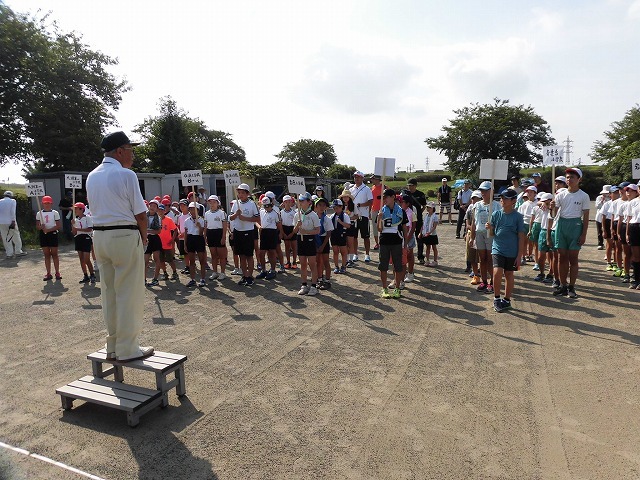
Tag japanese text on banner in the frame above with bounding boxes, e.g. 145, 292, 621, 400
223, 170, 241, 186
65, 174, 82, 190
26, 182, 45, 197
181, 170, 203, 186
542, 145, 565, 166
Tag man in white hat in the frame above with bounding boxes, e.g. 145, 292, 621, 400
595, 184, 611, 250
349, 171, 374, 262
0, 191, 27, 259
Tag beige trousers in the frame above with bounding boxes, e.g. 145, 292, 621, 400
0, 223, 23, 256
93, 229, 145, 358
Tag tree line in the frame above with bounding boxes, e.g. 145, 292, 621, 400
1, 4, 636, 184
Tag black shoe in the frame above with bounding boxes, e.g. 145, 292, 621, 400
244, 276, 254, 286
455, 235, 461, 239
79, 275, 90, 284
553, 285, 568, 296
534, 273, 545, 282
567, 285, 578, 298
238, 277, 247, 286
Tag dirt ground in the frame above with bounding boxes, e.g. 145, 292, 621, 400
0, 221, 639, 480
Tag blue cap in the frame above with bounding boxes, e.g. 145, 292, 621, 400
298, 192, 311, 201
609, 185, 619, 193
478, 180, 492, 190
618, 181, 631, 189
500, 189, 518, 199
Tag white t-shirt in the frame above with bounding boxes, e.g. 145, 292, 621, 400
184, 216, 204, 235
177, 213, 190, 238
616, 199, 630, 223
518, 200, 536, 223
472, 200, 501, 232
37, 210, 60, 229
555, 189, 590, 219
299, 209, 320, 232
349, 183, 374, 218
230, 199, 259, 231
318, 213, 334, 236
280, 208, 297, 227
73, 215, 93, 236
260, 209, 280, 230
204, 209, 227, 230
628, 197, 640, 223
421, 212, 439, 236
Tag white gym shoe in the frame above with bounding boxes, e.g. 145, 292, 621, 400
209, 272, 219, 280
399, 281, 405, 290
364, 255, 371, 262
405, 273, 414, 282
307, 286, 318, 296
217, 272, 227, 280
298, 285, 310, 295
117, 346, 154, 361
231, 268, 242, 275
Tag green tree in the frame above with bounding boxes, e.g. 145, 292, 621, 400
134, 97, 205, 173
0, 6, 128, 171
274, 139, 338, 176
199, 128, 247, 174
326, 163, 357, 179
591, 105, 640, 184
425, 98, 554, 176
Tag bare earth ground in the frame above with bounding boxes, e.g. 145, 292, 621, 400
0, 222, 639, 480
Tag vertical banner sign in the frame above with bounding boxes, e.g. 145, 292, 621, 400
632, 158, 640, 179
65, 174, 82, 220
181, 170, 203, 186
479, 159, 509, 237
223, 170, 241, 186
286, 176, 306, 195
374, 157, 396, 177
543, 145, 565, 194
26, 182, 45, 197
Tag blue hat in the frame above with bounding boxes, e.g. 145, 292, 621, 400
298, 192, 312, 201
532, 172, 541, 177
478, 181, 492, 190
618, 181, 631, 189
609, 185, 619, 193
500, 189, 518, 199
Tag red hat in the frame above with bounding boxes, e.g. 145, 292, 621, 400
187, 192, 195, 198
42, 195, 53, 204
73, 202, 86, 210
154, 196, 161, 201
161, 198, 171, 206
162, 194, 170, 199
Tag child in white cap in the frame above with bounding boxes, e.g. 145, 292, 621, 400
204, 195, 228, 281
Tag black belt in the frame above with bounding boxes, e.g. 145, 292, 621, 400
93, 225, 138, 231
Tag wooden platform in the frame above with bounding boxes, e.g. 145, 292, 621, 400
87, 349, 187, 407
56, 375, 164, 427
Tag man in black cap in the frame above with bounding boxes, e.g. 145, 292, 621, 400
86, 131, 154, 361
401, 178, 427, 263
59, 190, 74, 240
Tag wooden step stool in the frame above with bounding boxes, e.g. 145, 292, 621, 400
56, 375, 163, 427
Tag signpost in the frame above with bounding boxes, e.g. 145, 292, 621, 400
543, 145, 565, 194
287, 176, 307, 221
223, 170, 241, 187
26, 182, 46, 224
632, 158, 640, 180
65, 174, 82, 221
374, 157, 396, 188
479, 159, 509, 236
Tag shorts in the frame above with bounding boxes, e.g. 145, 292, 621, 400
297, 234, 316, 257
346, 224, 358, 238
74, 234, 92, 253
178, 238, 186, 255
555, 217, 584, 251
260, 228, 279, 250
619, 222, 628, 246
492, 254, 518, 272
612, 221, 619, 241
378, 242, 403, 272
282, 225, 294, 239
145, 234, 162, 254
253, 225, 259, 241
423, 235, 438, 246
355, 217, 370, 239
331, 231, 347, 247
39, 231, 59, 248
316, 238, 330, 254
161, 249, 175, 262
530, 221, 541, 243
466, 242, 478, 263
440, 203, 451, 213
206, 228, 224, 248
475, 230, 493, 251
233, 229, 254, 257
603, 218, 612, 238
628, 223, 640, 247
406, 235, 416, 249
538, 228, 555, 253
186, 234, 205, 253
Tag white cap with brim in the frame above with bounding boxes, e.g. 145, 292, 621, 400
353, 171, 364, 177
471, 190, 482, 199
600, 185, 612, 194
526, 185, 538, 192
188, 202, 198, 208
237, 183, 251, 191
555, 176, 568, 183
478, 181, 492, 190
149, 199, 160, 206
565, 167, 582, 178
208, 195, 220, 202
540, 193, 553, 201
282, 195, 292, 201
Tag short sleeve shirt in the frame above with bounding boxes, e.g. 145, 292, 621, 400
555, 189, 590, 219
473, 200, 501, 232
159, 216, 177, 249
349, 183, 374, 218
490, 210, 526, 258
438, 185, 452, 203
230, 199, 259, 231
37, 210, 60, 229
74, 215, 93, 236
205, 209, 227, 230
280, 208, 297, 227
184, 216, 204, 235
260, 209, 280, 230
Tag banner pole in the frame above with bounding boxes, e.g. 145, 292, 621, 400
488, 160, 496, 237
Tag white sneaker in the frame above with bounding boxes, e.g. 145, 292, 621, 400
93, 261, 99, 271
353, 255, 359, 262
405, 273, 414, 282
117, 346, 154, 361
399, 281, 406, 290
364, 255, 371, 262
231, 268, 242, 275
217, 273, 227, 280
17, 251, 27, 257
298, 285, 310, 295
307, 286, 318, 296
209, 272, 219, 280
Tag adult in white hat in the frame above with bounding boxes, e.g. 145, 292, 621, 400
595, 185, 612, 250
349, 170, 374, 262
0, 191, 27, 259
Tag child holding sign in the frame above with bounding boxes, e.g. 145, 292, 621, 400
72, 202, 96, 284
36, 196, 62, 281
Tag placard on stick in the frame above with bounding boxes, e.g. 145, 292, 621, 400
543, 145, 565, 166
479, 159, 509, 180
64, 174, 82, 190
223, 170, 241, 186
181, 169, 203, 186
26, 182, 45, 197
374, 157, 396, 177
632, 158, 640, 179
286, 176, 306, 195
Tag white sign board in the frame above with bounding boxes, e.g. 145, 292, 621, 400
26, 182, 45, 197
286, 176, 306, 195
632, 158, 640, 179
479, 159, 509, 180
64, 174, 82, 190
181, 169, 203, 186
374, 157, 396, 177
223, 170, 241, 186
542, 145, 565, 166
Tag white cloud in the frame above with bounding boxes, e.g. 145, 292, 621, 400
529, 8, 564, 31
628, 0, 640, 18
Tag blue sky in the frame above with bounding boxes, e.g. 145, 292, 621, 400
3, 0, 639, 181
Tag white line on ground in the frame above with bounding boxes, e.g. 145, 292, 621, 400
0, 441, 107, 480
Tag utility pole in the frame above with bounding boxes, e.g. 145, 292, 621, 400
564, 136, 573, 165
425, 156, 430, 172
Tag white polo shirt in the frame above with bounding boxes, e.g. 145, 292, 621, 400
555, 188, 590, 219
0, 197, 17, 224
86, 157, 147, 225
349, 183, 374, 218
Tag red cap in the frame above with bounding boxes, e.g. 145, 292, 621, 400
187, 192, 195, 198
161, 198, 171, 206
74, 202, 85, 209
42, 195, 53, 204
162, 194, 170, 199
154, 196, 161, 201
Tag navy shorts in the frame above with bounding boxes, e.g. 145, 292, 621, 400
233, 229, 255, 257
74, 234, 92, 253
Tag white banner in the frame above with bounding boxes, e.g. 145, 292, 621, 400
181, 169, 203, 186
542, 145, 565, 166
632, 158, 640, 179
479, 159, 509, 180
286, 176, 306, 195
64, 174, 82, 190
374, 157, 396, 177
223, 170, 241, 186
26, 182, 45, 197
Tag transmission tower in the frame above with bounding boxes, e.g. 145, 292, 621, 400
564, 136, 574, 165
425, 156, 430, 172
